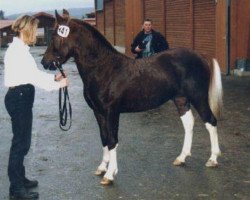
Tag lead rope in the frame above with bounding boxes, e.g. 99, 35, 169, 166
54, 62, 72, 131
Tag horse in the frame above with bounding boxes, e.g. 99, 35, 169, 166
41, 9, 223, 185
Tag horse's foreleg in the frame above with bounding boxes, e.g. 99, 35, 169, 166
95, 146, 109, 175
173, 109, 194, 166
101, 144, 118, 185
101, 110, 120, 185
93, 112, 110, 175
205, 123, 221, 167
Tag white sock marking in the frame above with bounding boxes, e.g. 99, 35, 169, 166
97, 146, 109, 172
177, 110, 194, 162
205, 123, 221, 163
104, 144, 118, 181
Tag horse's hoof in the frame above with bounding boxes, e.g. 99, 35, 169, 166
100, 177, 113, 186
173, 159, 185, 166
205, 160, 218, 167
94, 169, 106, 176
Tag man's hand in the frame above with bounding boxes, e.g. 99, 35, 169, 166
135, 46, 143, 52
138, 40, 148, 50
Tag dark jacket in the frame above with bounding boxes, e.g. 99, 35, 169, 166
131, 29, 169, 59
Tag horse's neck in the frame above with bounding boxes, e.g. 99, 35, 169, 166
75, 50, 132, 90
73, 23, 129, 80
74, 37, 124, 70
74, 44, 125, 83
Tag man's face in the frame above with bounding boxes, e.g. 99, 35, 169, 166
143, 21, 152, 33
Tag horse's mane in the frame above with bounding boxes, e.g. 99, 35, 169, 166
71, 18, 118, 53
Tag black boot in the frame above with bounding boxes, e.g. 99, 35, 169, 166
24, 178, 39, 188
9, 187, 39, 199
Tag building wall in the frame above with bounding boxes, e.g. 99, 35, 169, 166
231, 0, 250, 67
96, 11, 105, 35
114, 0, 125, 47
215, 0, 227, 73
139, 0, 217, 63
143, 0, 165, 36
104, 0, 115, 44
97, 0, 125, 47
95, 0, 250, 72
125, 0, 144, 56
146, 0, 216, 59
193, 0, 216, 58
165, 0, 192, 49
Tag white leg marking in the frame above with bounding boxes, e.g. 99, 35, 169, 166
174, 110, 194, 165
205, 123, 221, 167
104, 144, 118, 181
97, 146, 109, 173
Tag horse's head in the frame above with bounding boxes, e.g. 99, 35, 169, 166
41, 9, 75, 70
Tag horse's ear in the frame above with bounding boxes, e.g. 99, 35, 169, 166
55, 10, 64, 24
62, 9, 70, 18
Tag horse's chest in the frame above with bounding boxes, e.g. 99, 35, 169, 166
83, 84, 110, 112
83, 87, 99, 110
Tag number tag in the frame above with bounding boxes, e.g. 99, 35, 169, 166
57, 25, 70, 38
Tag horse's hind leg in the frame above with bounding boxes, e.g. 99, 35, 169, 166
192, 98, 221, 167
205, 123, 221, 167
173, 96, 195, 166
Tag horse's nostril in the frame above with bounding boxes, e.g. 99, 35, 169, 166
41, 59, 49, 69
41, 58, 45, 65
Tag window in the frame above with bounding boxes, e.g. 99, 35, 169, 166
36, 28, 44, 37
95, 0, 104, 11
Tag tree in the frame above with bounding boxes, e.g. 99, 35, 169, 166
0, 10, 5, 19
86, 12, 95, 18
82, 12, 95, 19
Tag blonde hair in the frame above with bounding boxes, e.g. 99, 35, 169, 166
12, 15, 39, 45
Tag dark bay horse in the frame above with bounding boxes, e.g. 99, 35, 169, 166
41, 10, 223, 185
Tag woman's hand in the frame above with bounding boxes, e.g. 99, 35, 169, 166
59, 78, 69, 88
55, 73, 67, 81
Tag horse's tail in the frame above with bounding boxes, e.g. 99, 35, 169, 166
208, 59, 223, 119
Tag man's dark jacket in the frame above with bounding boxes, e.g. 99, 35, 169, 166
131, 29, 169, 59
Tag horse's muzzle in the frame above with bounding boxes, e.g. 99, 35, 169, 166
41, 58, 57, 71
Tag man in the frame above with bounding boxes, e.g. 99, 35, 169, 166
131, 19, 169, 59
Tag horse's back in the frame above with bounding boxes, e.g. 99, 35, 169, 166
117, 48, 211, 113
156, 47, 211, 90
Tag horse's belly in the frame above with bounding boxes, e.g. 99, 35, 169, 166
120, 93, 172, 113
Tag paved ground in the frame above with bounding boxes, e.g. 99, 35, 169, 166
0, 46, 249, 200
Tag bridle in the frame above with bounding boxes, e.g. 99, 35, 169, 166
53, 21, 72, 131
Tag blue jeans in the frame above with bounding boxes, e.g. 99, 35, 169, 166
5, 84, 35, 191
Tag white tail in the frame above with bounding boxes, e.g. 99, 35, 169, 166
208, 59, 223, 119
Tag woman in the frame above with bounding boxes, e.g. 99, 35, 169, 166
4, 15, 68, 199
